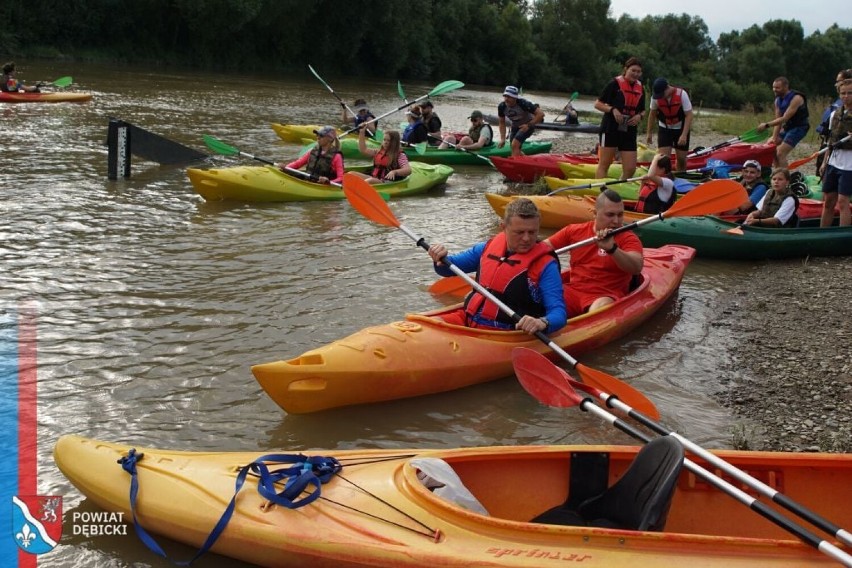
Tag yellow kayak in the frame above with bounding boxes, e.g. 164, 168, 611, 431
55, 434, 852, 567
187, 162, 453, 202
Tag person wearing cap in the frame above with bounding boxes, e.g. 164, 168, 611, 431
279, 125, 344, 185
419, 100, 443, 146
635, 153, 676, 214
427, 198, 567, 335
756, 77, 809, 167
497, 85, 545, 157
438, 110, 494, 151
342, 98, 378, 138
402, 106, 429, 144
745, 168, 799, 228
819, 77, 852, 228
350, 126, 412, 184
646, 77, 693, 172
594, 57, 645, 180
1, 61, 40, 93
725, 159, 769, 215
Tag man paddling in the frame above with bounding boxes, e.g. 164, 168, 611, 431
545, 190, 644, 317
427, 198, 567, 335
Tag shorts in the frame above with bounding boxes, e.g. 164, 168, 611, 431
510, 125, 536, 144
565, 289, 616, 318
657, 127, 690, 151
779, 125, 809, 147
821, 165, 852, 197
600, 128, 638, 152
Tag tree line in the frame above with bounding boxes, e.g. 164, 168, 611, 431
3, 0, 850, 109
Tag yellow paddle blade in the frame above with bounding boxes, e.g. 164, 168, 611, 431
342, 173, 400, 228
575, 363, 660, 420
665, 179, 747, 218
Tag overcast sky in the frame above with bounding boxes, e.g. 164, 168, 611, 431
607, 0, 838, 41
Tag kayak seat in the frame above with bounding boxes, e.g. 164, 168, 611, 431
628, 273, 643, 292
530, 437, 684, 531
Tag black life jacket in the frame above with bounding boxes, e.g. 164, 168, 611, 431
829, 109, 852, 150
306, 147, 340, 179
758, 189, 799, 228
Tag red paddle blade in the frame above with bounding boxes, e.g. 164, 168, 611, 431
427, 275, 471, 297
343, 173, 400, 228
666, 179, 747, 218
511, 348, 583, 408
575, 363, 660, 420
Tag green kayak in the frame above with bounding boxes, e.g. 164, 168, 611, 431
634, 216, 852, 260
305, 138, 553, 165
187, 162, 453, 202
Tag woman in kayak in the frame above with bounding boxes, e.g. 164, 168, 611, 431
1, 62, 39, 93
402, 107, 429, 144
635, 153, 676, 214
594, 57, 645, 180
744, 168, 799, 227
279, 125, 344, 185
350, 126, 411, 184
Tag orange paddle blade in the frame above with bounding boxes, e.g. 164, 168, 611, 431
427, 275, 471, 297
665, 179, 747, 218
723, 226, 745, 235
342, 173, 400, 228
788, 152, 818, 170
575, 363, 660, 420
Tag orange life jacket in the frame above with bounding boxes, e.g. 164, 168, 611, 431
615, 76, 643, 117
656, 87, 685, 126
635, 180, 676, 214
463, 234, 557, 328
371, 149, 400, 179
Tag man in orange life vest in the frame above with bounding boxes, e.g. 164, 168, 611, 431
635, 153, 676, 214
427, 199, 567, 335
544, 190, 644, 317
646, 77, 694, 172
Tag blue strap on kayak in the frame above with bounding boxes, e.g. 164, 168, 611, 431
118, 448, 341, 565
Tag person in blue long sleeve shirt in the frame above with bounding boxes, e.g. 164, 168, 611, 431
427, 198, 567, 335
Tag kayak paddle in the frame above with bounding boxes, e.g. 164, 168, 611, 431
427, 134, 496, 168
202, 134, 343, 187
402, 141, 427, 155
342, 172, 661, 420
512, 347, 852, 563
554, 91, 579, 123
789, 133, 852, 170
687, 127, 770, 158
50, 76, 73, 88
339, 80, 464, 138
308, 64, 375, 137
430, 179, 746, 296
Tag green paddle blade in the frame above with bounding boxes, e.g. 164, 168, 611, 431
428, 80, 464, 97
741, 128, 771, 143
52, 76, 73, 88
568, 91, 578, 101
411, 142, 427, 155
397, 80, 407, 101
202, 135, 238, 156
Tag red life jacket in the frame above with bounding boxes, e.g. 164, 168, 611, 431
635, 180, 676, 214
656, 87, 685, 126
463, 234, 557, 328
615, 76, 643, 117
371, 149, 400, 179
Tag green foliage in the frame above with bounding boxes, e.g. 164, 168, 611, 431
4, 0, 850, 109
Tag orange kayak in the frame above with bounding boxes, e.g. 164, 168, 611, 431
55, 434, 852, 567
485, 194, 830, 231
252, 245, 696, 414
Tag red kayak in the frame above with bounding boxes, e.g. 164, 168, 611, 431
493, 143, 777, 183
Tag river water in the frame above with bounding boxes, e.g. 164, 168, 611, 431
1, 62, 756, 567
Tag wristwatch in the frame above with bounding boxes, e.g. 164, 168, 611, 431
606, 243, 618, 254
539, 317, 550, 329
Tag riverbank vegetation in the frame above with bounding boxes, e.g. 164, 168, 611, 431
2, 0, 850, 109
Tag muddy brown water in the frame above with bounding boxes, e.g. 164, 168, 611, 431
1, 61, 757, 566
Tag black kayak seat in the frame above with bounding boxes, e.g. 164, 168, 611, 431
531, 436, 684, 532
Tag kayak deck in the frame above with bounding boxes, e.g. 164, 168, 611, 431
55, 434, 852, 567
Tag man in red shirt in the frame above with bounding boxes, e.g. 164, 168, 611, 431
545, 189, 644, 316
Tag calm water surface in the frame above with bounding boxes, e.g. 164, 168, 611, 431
1, 62, 756, 567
